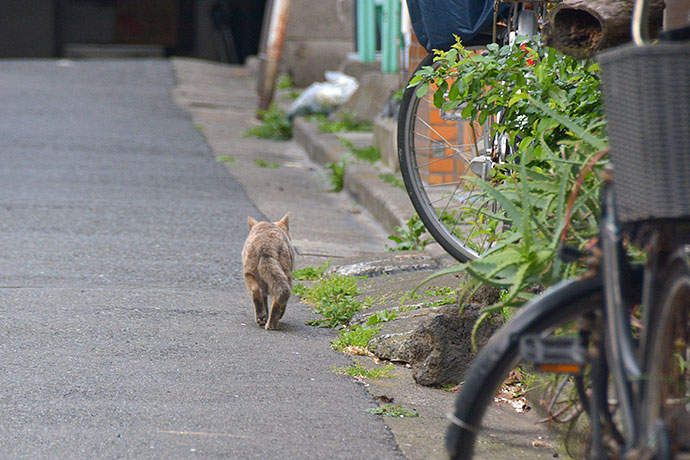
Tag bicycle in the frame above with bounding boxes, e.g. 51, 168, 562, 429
445, 0, 690, 458
397, 1, 553, 262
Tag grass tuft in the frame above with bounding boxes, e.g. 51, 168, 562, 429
366, 404, 419, 417
293, 261, 331, 281
331, 325, 380, 352
333, 361, 394, 379
244, 103, 292, 140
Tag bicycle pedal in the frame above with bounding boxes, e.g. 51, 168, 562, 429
519, 334, 586, 374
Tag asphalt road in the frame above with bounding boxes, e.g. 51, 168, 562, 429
0, 60, 402, 459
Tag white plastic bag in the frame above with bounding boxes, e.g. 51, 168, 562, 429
287, 71, 359, 119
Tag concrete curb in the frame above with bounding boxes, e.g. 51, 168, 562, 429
292, 117, 415, 234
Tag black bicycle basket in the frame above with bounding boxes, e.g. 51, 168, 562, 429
598, 42, 690, 224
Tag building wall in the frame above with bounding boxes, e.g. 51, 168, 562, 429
59, 0, 117, 46
282, 0, 354, 86
0, 0, 56, 58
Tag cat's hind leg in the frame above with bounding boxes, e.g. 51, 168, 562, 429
266, 287, 290, 330
244, 273, 267, 327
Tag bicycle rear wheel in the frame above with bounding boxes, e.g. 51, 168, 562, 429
398, 53, 504, 262
642, 247, 690, 458
446, 276, 604, 459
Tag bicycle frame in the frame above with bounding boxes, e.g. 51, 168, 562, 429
597, 173, 644, 455
447, 0, 690, 456
589, 0, 687, 455
585, 171, 690, 459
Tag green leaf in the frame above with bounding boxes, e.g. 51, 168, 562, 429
477, 110, 488, 126
408, 74, 423, 85
550, 162, 571, 250
433, 86, 445, 108
461, 104, 474, 120
415, 82, 429, 99
528, 97, 607, 151
448, 80, 461, 101
508, 92, 528, 107
463, 176, 524, 233
500, 257, 532, 306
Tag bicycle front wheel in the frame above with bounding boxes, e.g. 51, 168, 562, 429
446, 275, 604, 459
398, 53, 503, 263
642, 247, 690, 458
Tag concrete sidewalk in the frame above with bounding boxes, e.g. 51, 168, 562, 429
172, 58, 566, 460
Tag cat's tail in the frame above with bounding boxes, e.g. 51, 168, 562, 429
257, 255, 291, 303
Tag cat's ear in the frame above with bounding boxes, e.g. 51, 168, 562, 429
276, 212, 290, 232
248, 216, 258, 229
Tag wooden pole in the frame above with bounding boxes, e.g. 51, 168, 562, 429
543, 0, 665, 59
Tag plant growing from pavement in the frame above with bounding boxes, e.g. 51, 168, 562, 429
413, 36, 606, 313
293, 260, 331, 281
244, 103, 292, 141
326, 154, 349, 193
366, 404, 419, 417
339, 138, 381, 164
386, 214, 431, 251
253, 158, 280, 168
318, 111, 373, 133
331, 325, 381, 354
333, 361, 394, 379
298, 273, 364, 328
366, 309, 399, 326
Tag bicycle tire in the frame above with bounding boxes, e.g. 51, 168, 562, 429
446, 275, 604, 459
398, 53, 502, 263
641, 246, 690, 458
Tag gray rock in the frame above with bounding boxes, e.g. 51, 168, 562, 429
367, 307, 442, 362
366, 284, 501, 388
408, 303, 498, 387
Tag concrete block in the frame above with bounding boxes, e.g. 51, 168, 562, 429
286, 0, 354, 40
337, 71, 402, 121
374, 114, 399, 172
283, 40, 353, 87
338, 53, 382, 81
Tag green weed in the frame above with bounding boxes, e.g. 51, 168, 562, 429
334, 361, 394, 379
276, 74, 294, 89
378, 173, 405, 190
244, 103, 292, 140
254, 159, 280, 168
387, 214, 431, 251
302, 274, 362, 328
293, 261, 331, 281
215, 155, 236, 163
319, 112, 373, 133
366, 404, 418, 417
366, 309, 398, 326
327, 155, 349, 192
339, 138, 381, 164
292, 283, 308, 296
331, 325, 380, 353
398, 286, 457, 309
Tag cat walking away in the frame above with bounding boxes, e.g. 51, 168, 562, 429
241, 213, 295, 330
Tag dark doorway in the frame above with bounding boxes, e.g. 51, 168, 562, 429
209, 0, 266, 64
